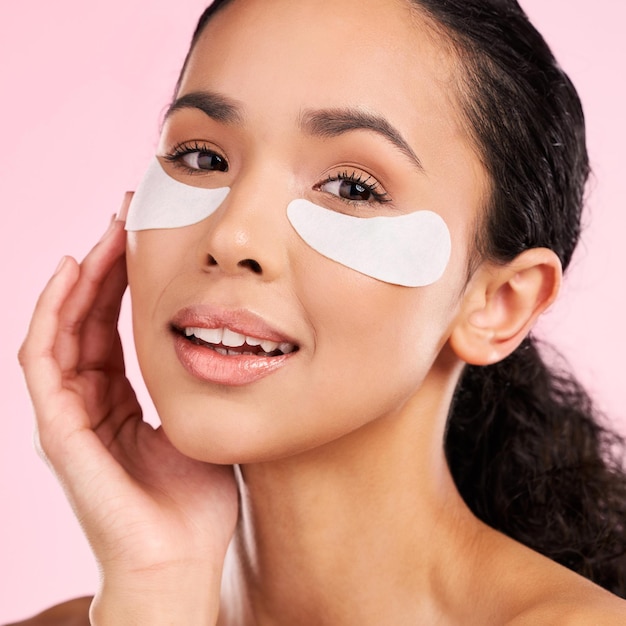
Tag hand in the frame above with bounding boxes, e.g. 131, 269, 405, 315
18, 196, 238, 623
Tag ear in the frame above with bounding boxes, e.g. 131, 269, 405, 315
449, 248, 562, 365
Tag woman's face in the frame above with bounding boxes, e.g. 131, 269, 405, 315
127, 0, 488, 463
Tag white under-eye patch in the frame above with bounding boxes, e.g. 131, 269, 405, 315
125, 157, 230, 231
287, 199, 451, 287
126, 158, 450, 287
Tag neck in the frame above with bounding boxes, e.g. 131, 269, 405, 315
221, 359, 486, 625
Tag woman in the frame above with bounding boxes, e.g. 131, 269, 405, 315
12, 0, 626, 623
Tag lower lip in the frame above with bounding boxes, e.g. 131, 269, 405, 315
173, 334, 294, 386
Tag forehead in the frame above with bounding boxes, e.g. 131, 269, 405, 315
178, 0, 462, 144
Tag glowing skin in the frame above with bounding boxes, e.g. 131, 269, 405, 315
126, 0, 487, 467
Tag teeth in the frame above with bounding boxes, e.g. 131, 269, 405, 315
260, 339, 280, 353
190, 327, 223, 345
184, 326, 296, 355
222, 328, 246, 348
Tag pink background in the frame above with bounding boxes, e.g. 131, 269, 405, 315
1, 1, 624, 621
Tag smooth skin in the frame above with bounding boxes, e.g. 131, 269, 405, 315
15, 0, 626, 624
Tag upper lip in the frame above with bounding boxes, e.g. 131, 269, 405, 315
170, 305, 300, 347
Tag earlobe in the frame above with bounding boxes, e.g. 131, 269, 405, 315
450, 248, 562, 365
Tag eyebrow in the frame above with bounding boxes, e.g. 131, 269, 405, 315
299, 108, 424, 171
165, 91, 244, 124
165, 91, 423, 171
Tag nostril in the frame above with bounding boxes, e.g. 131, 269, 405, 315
204, 254, 262, 274
238, 258, 262, 274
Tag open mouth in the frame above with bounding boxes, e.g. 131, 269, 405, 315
174, 325, 299, 357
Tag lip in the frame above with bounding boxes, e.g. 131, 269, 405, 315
170, 305, 299, 386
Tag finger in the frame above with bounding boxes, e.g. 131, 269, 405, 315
77, 253, 128, 373
83, 191, 134, 373
19, 256, 82, 426
116, 190, 133, 222
74, 192, 134, 372
54, 197, 130, 373
18, 254, 134, 486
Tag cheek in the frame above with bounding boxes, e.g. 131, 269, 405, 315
298, 259, 458, 407
127, 235, 157, 334
126, 230, 191, 362
127, 230, 192, 299
124, 224, 465, 464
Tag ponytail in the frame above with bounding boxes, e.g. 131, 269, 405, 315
446, 336, 626, 596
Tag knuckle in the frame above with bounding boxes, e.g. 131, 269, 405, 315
17, 340, 32, 368
59, 317, 84, 338
34, 427, 63, 469
33, 429, 51, 463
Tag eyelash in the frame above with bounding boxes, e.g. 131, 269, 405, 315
317, 169, 391, 204
163, 141, 228, 175
163, 143, 391, 204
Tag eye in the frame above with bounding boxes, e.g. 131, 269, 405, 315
181, 151, 228, 172
163, 141, 229, 174
316, 170, 390, 204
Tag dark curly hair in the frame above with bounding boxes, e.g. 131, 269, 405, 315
182, 0, 626, 597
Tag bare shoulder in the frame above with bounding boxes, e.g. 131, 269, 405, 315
472, 526, 626, 625
508, 599, 626, 625
3, 597, 92, 626
506, 579, 626, 625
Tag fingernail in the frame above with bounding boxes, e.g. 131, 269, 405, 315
98, 214, 118, 243
115, 191, 133, 222
54, 256, 68, 275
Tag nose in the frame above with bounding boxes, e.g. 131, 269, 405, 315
195, 177, 290, 280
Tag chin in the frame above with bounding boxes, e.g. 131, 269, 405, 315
153, 397, 316, 465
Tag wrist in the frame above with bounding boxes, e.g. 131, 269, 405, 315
91, 565, 222, 625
